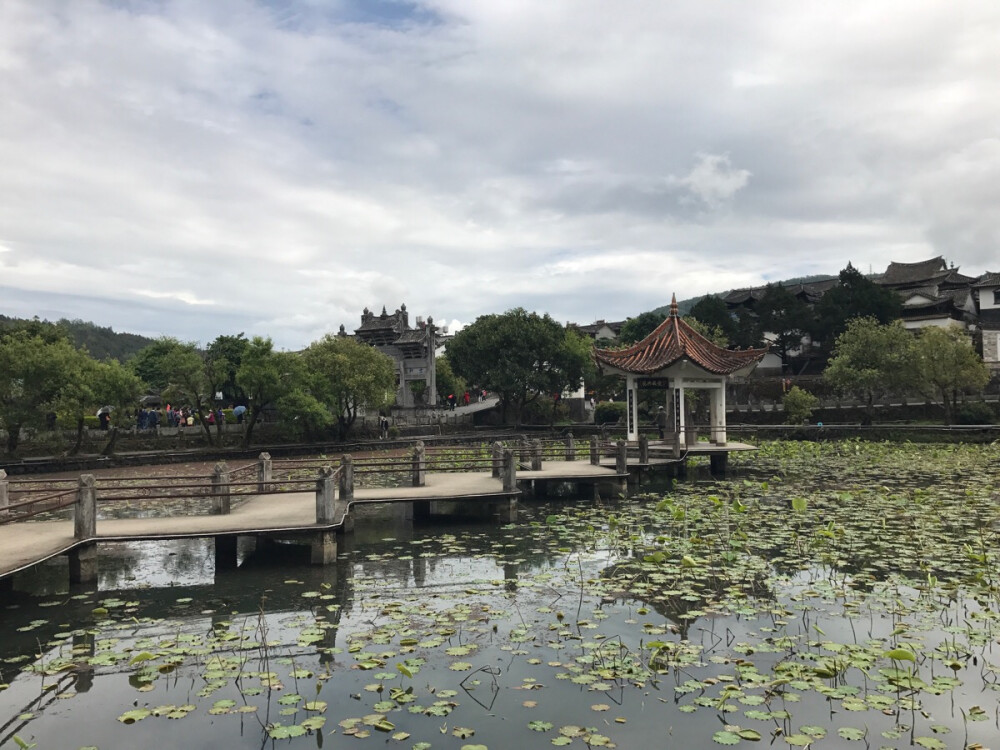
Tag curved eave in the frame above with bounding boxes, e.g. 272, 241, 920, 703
593, 314, 767, 376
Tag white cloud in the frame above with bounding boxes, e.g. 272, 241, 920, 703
0, 0, 997, 346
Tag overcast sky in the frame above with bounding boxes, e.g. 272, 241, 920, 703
1, 1, 998, 349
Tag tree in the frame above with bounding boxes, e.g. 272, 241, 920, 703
783, 386, 819, 424
618, 311, 663, 345
0, 331, 82, 453
811, 263, 901, 350
756, 284, 813, 368
236, 336, 296, 447
158, 340, 218, 445
446, 308, 590, 423
90, 359, 144, 455
434, 355, 467, 404
301, 335, 396, 439
913, 327, 990, 425
206, 333, 249, 405
688, 295, 736, 342
823, 317, 916, 424
129, 337, 187, 391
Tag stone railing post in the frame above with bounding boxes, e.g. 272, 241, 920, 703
639, 434, 649, 464
531, 438, 543, 470
492, 441, 503, 478
257, 452, 272, 492
672, 429, 681, 459
590, 438, 599, 465
0, 469, 7, 514
316, 465, 337, 525
564, 432, 575, 461
502, 448, 516, 492
75, 474, 97, 540
212, 461, 231, 515
339, 455, 354, 501
412, 440, 426, 487
615, 440, 628, 475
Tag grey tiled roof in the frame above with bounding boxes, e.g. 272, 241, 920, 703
878, 257, 949, 285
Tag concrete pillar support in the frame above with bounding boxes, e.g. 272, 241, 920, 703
590, 439, 599, 465
0, 469, 8, 513
68, 544, 97, 585
257, 452, 272, 492
502, 449, 516, 493
531, 439, 542, 471
639, 435, 649, 464
564, 433, 575, 461
214, 535, 238, 570
491, 441, 503, 478
311, 530, 337, 565
339, 455, 354, 501
212, 462, 231, 515
615, 440, 628, 475
75, 474, 97, 541
412, 441, 426, 487
316, 465, 337, 525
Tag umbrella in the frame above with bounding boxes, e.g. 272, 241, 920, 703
233, 405, 247, 416
96, 405, 113, 416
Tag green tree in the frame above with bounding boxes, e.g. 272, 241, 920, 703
823, 317, 916, 424
158, 340, 218, 444
618, 311, 663, 345
301, 335, 396, 439
756, 284, 813, 369
236, 336, 295, 447
913, 327, 990, 425
434, 355, 467, 404
129, 337, 187, 392
91, 359, 144, 455
688, 295, 736, 341
0, 331, 82, 453
783, 386, 819, 424
811, 263, 901, 350
446, 309, 590, 423
206, 333, 249, 404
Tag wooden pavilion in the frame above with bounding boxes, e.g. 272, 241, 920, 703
594, 296, 768, 445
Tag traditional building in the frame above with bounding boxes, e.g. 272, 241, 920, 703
338, 304, 443, 408
594, 297, 767, 445
876, 257, 978, 330
571, 319, 626, 341
972, 272, 1000, 370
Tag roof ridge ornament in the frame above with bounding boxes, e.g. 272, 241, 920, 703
669, 293, 678, 317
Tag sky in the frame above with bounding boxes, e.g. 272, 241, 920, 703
1, 1, 998, 350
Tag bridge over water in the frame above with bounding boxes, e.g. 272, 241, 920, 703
0, 436, 753, 588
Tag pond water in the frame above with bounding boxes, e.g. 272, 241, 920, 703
1, 440, 998, 749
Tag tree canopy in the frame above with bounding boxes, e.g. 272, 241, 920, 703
913, 326, 990, 425
823, 317, 916, 423
811, 263, 901, 349
618, 311, 663, 345
300, 335, 397, 439
446, 308, 590, 422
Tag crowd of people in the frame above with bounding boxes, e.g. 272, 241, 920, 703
94, 404, 250, 431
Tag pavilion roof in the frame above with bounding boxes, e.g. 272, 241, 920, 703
593, 296, 768, 376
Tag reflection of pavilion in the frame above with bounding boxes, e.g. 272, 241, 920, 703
594, 296, 767, 446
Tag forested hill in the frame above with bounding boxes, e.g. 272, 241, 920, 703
654, 274, 839, 318
0, 315, 154, 361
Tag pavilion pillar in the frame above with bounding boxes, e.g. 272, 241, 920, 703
710, 386, 727, 445
625, 374, 639, 442
672, 381, 687, 448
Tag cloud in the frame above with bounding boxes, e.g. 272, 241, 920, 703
0, 0, 997, 347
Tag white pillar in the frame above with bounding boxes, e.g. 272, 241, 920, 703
625, 374, 639, 442
673, 381, 686, 447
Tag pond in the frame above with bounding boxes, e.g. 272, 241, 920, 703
0, 440, 998, 749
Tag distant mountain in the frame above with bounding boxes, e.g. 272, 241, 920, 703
649, 274, 838, 318
0, 315, 155, 361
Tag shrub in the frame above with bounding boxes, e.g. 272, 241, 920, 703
520, 395, 569, 425
954, 401, 996, 425
783, 386, 819, 424
594, 401, 627, 425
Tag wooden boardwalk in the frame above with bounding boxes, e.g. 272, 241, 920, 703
0, 439, 754, 583
0, 466, 624, 580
